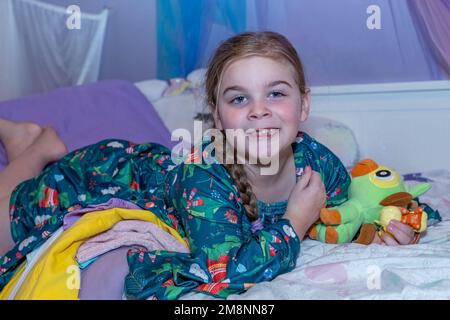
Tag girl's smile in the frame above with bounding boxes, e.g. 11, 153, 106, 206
247, 128, 279, 139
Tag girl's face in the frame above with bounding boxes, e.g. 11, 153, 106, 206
214, 55, 310, 164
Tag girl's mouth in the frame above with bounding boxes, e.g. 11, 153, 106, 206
247, 128, 280, 138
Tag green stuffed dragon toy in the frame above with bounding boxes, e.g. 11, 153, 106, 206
309, 159, 431, 244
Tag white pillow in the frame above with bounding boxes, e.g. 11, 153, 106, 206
134, 80, 168, 102
153, 93, 198, 136
187, 68, 207, 89
302, 116, 360, 169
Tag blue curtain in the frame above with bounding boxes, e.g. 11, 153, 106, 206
157, 0, 246, 79
157, 0, 447, 84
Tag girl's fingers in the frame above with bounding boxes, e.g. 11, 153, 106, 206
390, 219, 415, 235
309, 170, 321, 182
371, 232, 383, 244
309, 171, 325, 191
305, 171, 326, 206
297, 166, 312, 189
387, 221, 415, 245
379, 230, 399, 246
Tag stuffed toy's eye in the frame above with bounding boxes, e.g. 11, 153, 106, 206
375, 170, 392, 180
369, 166, 400, 188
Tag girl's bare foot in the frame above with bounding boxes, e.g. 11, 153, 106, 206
26, 127, 68, 164
0, 118, 43, 163
0, 127, 67, 256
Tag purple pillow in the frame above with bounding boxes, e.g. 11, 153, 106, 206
0, 80, 175, 171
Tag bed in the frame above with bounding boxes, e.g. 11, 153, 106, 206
183, 169, 450, 300
0, 76, 449, 300
140, 74, 450, 300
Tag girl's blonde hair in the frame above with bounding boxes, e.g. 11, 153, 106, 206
204, 31, 308, 221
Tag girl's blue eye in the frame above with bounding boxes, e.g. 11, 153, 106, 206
230, 95, 247, 105
269, 91, 285, 98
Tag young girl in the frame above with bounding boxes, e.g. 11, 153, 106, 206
0, 31, 416, 300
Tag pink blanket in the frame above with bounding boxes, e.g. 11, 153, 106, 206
77, 219, 189, 264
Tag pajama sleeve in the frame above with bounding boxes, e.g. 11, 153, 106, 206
319, 145, 351, 207
124, 162, 300, 300
295, 132, 351, 207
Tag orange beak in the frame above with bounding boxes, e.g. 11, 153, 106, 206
351, 159, 379, 178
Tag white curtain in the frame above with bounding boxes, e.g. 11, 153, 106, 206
0, 0, 108, 102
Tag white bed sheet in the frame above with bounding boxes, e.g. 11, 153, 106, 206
182, 169, 450, 300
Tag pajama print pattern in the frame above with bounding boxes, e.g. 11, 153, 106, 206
0, 132, 351, 299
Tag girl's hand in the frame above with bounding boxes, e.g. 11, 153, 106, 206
371, 220, 416, 245
283, 166, 327, 239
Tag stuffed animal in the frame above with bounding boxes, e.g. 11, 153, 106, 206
308, 159, 430, 244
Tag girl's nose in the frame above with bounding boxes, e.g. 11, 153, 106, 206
248, 100, 271, 120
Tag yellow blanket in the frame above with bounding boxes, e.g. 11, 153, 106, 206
0, 208, 187, 300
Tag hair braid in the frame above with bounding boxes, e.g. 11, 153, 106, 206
225, 163, 259, 221
212, 134, 259, 221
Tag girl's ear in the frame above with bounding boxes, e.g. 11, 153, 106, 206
299, 89, 311, 123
